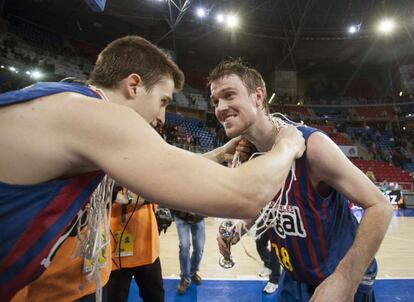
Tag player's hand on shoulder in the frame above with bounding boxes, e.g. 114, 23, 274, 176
222, 137, 254, 164
273, 126, 305, 159
235, 139, 254, 162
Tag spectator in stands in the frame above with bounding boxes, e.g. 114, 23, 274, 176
185, 132, 193, 151
379, 148, 390, 163
171, 210, 205, 294
391, 147, 405, 168
177, 132, 183, 146
370, 142, 379, 160
194, 135, 201, 150
375, 130, 381, 143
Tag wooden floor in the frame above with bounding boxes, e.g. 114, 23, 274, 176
160, 214, 414, 279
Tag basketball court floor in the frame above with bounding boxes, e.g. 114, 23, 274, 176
128, 209, 414, 301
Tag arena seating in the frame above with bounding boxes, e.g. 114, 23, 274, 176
351, 159, 412, 189
353, 106, 396, 120
404, 162, 414, 173
312, 125, 353, 145
312, 106, 350, 120
166, 112, 215, 149
284, 105, 313, 118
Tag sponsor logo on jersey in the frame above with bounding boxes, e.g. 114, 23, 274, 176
264, 204, 307, 239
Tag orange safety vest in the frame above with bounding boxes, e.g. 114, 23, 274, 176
11, 229, 111, 302
110, 203, 159, 269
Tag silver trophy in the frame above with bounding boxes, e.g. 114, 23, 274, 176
218, 220, 236, 269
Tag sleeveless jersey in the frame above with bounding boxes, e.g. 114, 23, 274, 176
268, 125, 377, 292
0, 82, 105, 300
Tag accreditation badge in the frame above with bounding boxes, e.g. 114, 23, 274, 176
114, 230, 134, 257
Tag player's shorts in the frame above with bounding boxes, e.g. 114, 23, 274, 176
275, 270, 376, 302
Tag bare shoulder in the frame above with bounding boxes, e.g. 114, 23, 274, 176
30, 91, 133, 124
53, 93, 153, 149
41, 92, 159, 168
305, 131, 342, 164
2, 91, 141, 151
0, 92, 147, 184
0, 91, 110, 126
305, 131, 351, 182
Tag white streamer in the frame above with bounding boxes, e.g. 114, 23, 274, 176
72, 175, 114, 302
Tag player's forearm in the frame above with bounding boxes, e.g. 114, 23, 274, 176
202, 146, 225, 163
334, 199, 392, 285
234, 143, 296, 211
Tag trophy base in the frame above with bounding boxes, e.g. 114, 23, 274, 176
219, 256, 235, 269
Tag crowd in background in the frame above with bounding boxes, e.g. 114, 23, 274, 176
0, 27, 413, 175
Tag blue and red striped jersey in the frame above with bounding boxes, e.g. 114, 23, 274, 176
0, 82, 105, 300
268, 125, 377, 292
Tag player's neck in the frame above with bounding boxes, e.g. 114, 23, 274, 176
243, 116, 278, 152
90, 85, 126, 105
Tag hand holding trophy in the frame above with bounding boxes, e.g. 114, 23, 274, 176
218, 220, 237, 269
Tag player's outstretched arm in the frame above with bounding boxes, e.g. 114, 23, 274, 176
63, 96, 305, 218
307, 132, 393, 302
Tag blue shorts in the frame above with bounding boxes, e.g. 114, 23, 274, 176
275, 270, 376, 302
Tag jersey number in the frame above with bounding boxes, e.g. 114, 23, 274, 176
271, 243, 293, 271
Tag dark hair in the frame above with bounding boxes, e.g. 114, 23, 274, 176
208, 58, 268, 112
89, 36, 184, 91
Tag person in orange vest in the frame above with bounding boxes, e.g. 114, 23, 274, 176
107, 186, 164, 302
11, 216, 112, 302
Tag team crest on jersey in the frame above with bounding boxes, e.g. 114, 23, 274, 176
264, 204, 307, 239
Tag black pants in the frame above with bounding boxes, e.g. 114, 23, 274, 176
256, 229, 281, 284
77, 285, 108, 302
107, 257, 164, 302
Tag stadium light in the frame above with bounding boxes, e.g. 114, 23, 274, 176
216, 13, 224, 23
348, 23, 361, 35
31, 70, 43, 80
196, 7, 206, 18
348, 25, 357, 34
0, 65, 4, 69
226, 14, 239, 28
399, 91, 403, 96
378, 19, 395, 34
26, 71, 31, 75
9, 66, 18, 73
